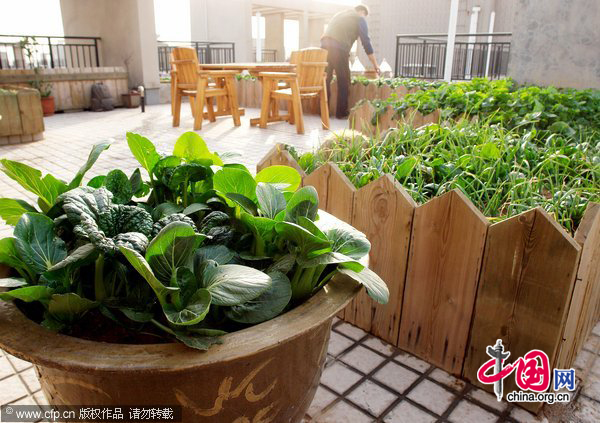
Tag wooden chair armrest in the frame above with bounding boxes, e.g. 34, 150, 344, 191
198, 70, 239, 76
259, 71, 297, 80
170, 59, 196, 65
299, 62, 329, 67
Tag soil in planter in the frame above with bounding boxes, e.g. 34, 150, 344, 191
17, 302, 169, 345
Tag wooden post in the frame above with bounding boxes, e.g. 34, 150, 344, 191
349, 175, 416, 343
398, 189, 489, 375
462, 208, 581, 413
557, 203, 600, 370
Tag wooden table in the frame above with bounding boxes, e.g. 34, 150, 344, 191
199, 62, 295, 76
198, 63, 296, 125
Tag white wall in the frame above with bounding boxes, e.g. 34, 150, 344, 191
189, 0, 253, 62
508, 0, 600, 89
60, 0, 161, 99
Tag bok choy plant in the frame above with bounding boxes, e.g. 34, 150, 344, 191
0, 132, 388, 350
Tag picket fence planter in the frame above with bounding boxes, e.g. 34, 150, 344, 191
258, 144, 600, 413
0, 264, 359, 422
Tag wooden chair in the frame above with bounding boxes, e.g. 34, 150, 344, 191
171, 47, 240, 130
258, 48, 329, 134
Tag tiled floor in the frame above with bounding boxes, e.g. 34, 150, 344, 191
0, 106, 599, 422
307, 319, 600, 422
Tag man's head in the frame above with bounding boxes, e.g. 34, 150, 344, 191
354, 4, 369, 17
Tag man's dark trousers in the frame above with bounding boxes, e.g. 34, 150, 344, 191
324, 46, 350, 119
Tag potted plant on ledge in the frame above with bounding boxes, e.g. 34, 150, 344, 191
0, 132, 388, 422
19, 36, 55, 116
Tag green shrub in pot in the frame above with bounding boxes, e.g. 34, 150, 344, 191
0, 132, 388, 350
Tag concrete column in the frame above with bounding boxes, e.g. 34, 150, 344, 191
60, 0, 161, 103
308, 18, 326, 47
189, 0, 253, 62
265, 13, 285, 61
299, 10, 310, 48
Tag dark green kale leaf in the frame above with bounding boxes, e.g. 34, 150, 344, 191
152, 213, 198, 237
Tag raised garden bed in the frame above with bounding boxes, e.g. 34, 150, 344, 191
0, 85, 44, 145
258, 136, 599, 413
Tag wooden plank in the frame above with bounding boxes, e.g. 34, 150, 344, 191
256, 144, 306, 178
558, 203, 600, 370
303, 163, 356, 320
350, 175, 415, 340
365, 82, 378, 102
329, 79, 337, 117
462, 208, 581, 413
326, 164, 355, 224
16, 90, 43, 135
0, 92, 22, 136
303, 164, 331, 214
399, 189, 489, 375
380, 84, 392, 101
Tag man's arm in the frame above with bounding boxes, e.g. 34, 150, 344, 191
358, 17, 380, 74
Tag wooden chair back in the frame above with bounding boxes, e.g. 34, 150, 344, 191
294, 48, 328, 92
171, 47, 199, 89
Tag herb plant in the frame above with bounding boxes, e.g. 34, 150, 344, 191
0, 132, 388, 350
290, 119, 599, 233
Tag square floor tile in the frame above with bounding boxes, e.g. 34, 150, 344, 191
383, 400, 437, 423
33, 391, 48, 406
320, 362, 363, 394
373, 362, 420, 394
574, 350, 595, 373
363, 337, 395, 356
316, 400, 373, 423
0, 356, 15, 379
394, 352, 430, 373
509, 406, 542, 422
448, 400, 498, 423
467, 387, 506, 412
583, 335, 600, 353
6, 354, 32, 372
347, 380, 397, 417
583, 378, 600, 401
20, 368, 41, 392
307, 385, 338, 419
340, 345, 386, 374
335, 323, 367, 341
573, 396, 600, 423
0, 374, 29, 405
328, 332, 354, 357
406, 379, 455, 416
428, 368, 466, 392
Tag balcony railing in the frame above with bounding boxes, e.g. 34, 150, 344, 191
0, 34, 101, 69
253, 49, 278, 62
157, 41, 235, 73
394, 33, 511, 80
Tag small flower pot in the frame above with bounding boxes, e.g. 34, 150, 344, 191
0, 270, 359, 422
41, 96, 55, 116
121, 93, 141, 108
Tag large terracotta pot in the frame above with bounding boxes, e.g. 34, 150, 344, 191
0, 272, 359, 422
41, 96, 55, 116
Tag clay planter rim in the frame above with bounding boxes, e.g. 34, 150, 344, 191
0, 273, 359, 374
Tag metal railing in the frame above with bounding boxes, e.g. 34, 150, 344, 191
394, 33, 511, 80
0, 34, 101, 69
157, 41, 235, 73
253, 49, 277, 62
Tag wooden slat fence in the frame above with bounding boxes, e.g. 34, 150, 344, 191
258, 144, 600, 414
0, 67, 129, 111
